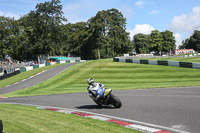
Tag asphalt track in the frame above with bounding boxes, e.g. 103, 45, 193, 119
0, 63, 79, 94
0, 63, 200, 133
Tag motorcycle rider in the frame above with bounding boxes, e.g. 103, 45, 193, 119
87, 78, 104, 101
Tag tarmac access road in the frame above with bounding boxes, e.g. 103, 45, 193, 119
1, 87, 200, 133
0, 62, 80, 94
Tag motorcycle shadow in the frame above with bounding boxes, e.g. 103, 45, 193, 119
76, 105, 115, 109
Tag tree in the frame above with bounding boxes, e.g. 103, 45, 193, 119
0, 16, 13, 58
65, 22, 94, 59
88, 8, 130, 59
133, 33, 150, 53
106, 9, 131, 57
180, 30, 200, 52
161, 30, 176, 52
19, 0, 67, 60
179, 38, 189, 49
149, 30, 163, 55
187, 30, 200, 52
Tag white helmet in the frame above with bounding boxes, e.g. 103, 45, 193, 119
88, 78, 94, 85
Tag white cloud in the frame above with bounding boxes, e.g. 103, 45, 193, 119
0, 10, 20, 19
168, 6, 200, 49
169, 6, 200, 34
128, 24, 155, 40
148, 10, 159, 15
135, 0, 144, 8
120, 7, 134, 19
174, 33, 183, 49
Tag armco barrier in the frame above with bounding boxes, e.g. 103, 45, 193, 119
148, 60, 158, 65
132, 59, 140, 64
140, 60, 148, 64
179, 62, 193, 68
192, 63, 200, 69
157, 60, 168, 66
168, 61, 180, 67
33, 65, 39, 69
125, 59, 133, 63
20, 67, 26, 72
0, 70, 20, 80
114, 57, 200, 69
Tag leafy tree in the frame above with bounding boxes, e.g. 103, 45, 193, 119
161, 30, 176, 52
66, 22, 94, 59
133, 33, 150, 53
106, 9, 131, 57
187, 30, 200, 52
149, 30, 163, 55
180, 30, 200, 52
179, 38, 189, 49
0, 16, 14, 58
88, 8, 130, 59
19, 0, 67, 60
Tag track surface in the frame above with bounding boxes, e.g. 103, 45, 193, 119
0, 63, 200, 133
0, 63, 79, 94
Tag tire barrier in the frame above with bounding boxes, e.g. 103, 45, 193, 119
113, 57, 200, 69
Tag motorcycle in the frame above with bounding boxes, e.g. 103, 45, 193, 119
88, 85, 122, 108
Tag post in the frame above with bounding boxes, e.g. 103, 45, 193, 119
0, 120, 3, 133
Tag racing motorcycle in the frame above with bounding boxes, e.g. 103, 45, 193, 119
88, 85, 122, 108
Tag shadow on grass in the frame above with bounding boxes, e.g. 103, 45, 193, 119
76, 104, 115, 109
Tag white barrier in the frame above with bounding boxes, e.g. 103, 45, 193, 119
39, 64, 45, 68
192, 63, 200, 69
25, 66, 33, 71
168, 61, 180, 67
132, 59, 140, 64
148, 60, 158, 65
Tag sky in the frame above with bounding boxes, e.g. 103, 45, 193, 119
0, 0, 200, 48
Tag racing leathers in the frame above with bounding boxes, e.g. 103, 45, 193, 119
87, 82, 104, 101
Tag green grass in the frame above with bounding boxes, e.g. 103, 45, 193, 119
0, 103, 141, 133
144, 57, 200, 63
2, 58, 200, 97
0, 63, 70, 88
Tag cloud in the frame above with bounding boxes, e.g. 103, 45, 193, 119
120, 7, 134, 19
174, 33, 183, 49
135, 0, 144, 8
128, 24, 155, 40
148, 10, 159, 15
0, 10, 20, 19
169, 6, 200, 34
168, 6, 200, 49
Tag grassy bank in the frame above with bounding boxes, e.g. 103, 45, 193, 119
0, 103, 141, 133
0, 63, 69, 88
2, 58, 200, 97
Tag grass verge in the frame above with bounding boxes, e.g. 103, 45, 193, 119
0, 103, 142, 133
2, 58, 200, 97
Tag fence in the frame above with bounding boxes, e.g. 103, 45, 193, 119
113, 57, 200, 69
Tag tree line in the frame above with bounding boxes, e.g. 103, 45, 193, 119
0, 0, 199, 61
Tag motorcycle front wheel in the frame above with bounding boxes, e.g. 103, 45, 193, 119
110, 94, 122, 108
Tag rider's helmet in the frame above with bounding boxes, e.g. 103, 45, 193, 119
88, 78, 94, 85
